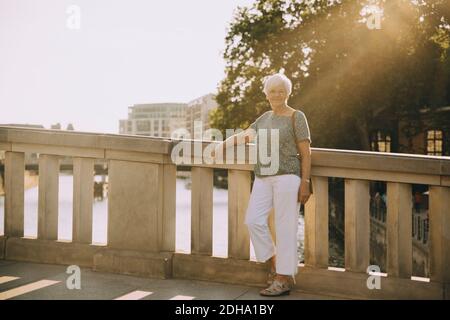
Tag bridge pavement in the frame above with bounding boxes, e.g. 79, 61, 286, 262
0, 260, 343, 300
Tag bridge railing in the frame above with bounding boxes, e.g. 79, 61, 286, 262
0, 126, 449, 299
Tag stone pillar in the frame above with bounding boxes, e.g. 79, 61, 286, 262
95, 158, 174, 279
429, 186, 450, 284
158, 163, 176, 252
107, 160, 160, 252
304, 176, 329, 268
228, 170, 251, 260
5, 152, 24, 237
72, 157, 94, 244
37, 154, 60, 240
345, 179, 370, 272
387, 182, 412, 278
191, 167, 213, 255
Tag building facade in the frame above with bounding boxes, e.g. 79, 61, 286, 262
119, 95, 218, 139
119, 103, 187, 138
185, 94, 218, 140
369, 106, 450, 156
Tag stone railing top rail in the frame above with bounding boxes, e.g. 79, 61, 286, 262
0, 126, 449, 176
0, 126, 172, 155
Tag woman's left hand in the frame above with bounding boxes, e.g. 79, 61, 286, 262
298, 181, 311, 204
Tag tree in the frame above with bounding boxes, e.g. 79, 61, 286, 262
211, 0, 450, 150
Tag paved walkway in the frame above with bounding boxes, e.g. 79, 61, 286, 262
0, 260, 342, 300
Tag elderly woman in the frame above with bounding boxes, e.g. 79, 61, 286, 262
213, 73, 312, 296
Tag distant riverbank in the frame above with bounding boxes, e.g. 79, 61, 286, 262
0, 170, 39, 196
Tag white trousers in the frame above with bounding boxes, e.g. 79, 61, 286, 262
245, 174, 301, 276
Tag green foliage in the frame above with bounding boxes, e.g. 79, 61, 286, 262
211, 0, 450, 150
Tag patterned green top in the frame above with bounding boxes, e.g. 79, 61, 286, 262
249, 110, 311, 177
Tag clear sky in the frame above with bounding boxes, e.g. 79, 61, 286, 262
0, 0, 255, 133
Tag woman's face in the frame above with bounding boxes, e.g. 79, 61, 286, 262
265, 82, 289, 107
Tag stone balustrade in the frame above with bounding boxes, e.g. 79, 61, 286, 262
0, 126, 449, 299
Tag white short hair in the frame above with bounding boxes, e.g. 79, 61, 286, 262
263, 73, 292, 95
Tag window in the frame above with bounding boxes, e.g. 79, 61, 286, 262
136, 120, 151, 131
426, 130, 443, 156
370, 130, 391, 152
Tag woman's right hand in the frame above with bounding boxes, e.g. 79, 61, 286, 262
298, 181, 311, 204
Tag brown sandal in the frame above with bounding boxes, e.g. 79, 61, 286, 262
259, 279, 291, 297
